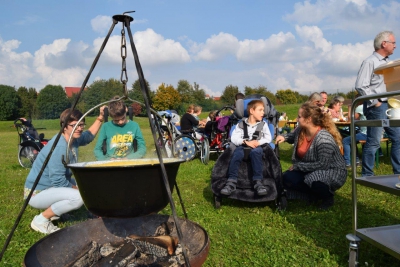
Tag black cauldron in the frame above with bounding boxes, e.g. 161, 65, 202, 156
67, 158, 185, 218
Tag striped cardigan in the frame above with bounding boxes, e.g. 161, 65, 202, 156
283, 127, 347, 198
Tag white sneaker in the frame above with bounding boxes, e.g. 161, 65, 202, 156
50, 216, 60, 221
31, 215, 60, 234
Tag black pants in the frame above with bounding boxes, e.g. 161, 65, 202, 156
283, 170, 332, 200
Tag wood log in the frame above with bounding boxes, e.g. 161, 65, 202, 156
128, 234, 179, 256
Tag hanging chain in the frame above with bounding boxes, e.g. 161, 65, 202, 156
120, 26, 128, 87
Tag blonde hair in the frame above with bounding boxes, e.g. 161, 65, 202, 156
298, 102, 342, 147
194, 105, 202, 113
186, 104, 195, 113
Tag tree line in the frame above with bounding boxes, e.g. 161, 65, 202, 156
0, 79, 357, 121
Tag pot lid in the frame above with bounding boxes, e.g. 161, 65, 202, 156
388, 98, 400, 108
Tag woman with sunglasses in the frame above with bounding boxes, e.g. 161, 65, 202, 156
24, 106, 105, 234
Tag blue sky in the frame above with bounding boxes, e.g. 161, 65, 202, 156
1, 0, 399, 97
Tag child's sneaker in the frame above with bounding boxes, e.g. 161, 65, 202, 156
31, 215, 60, 234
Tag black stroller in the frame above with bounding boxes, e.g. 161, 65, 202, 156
210, 96, 287, 210
13, 118, 48, 168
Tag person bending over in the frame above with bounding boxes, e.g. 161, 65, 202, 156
24, 107, 104, 234
94, 96, 146, 160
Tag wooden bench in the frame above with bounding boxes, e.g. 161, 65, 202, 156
358, 138, 390, 167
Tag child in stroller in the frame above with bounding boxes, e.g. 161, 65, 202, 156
210, 96, 287, 209
220, 99, 271, 196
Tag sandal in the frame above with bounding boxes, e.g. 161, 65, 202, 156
220, 182, 236, 196
254, 181, 268, 196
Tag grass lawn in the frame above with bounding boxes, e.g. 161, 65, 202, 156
0, 106, 399, 266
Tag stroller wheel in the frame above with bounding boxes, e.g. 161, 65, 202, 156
174, 135, 197, 161
18, 145, 39, 168
276, 196, 288, 211
214, 194, 222, 209
200, 138, 210, 165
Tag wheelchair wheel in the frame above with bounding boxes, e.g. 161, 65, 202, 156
18, 144, 40, 168
174, 135, 197, 161
200, 137, 210, 165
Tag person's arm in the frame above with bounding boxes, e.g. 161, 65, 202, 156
355, 60, 379, 107
87, 106, 105, 136
230, 124, 244, 146
257, 123, 272, 146
48, 141, 74, 188
93, 123, 109, 160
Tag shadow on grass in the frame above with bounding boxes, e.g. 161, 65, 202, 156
282, 194, 400, 267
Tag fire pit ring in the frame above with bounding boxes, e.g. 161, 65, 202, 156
24, 215, 210, 267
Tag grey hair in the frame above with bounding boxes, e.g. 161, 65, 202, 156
333, 95, 345, 103
307, 92, 322, 102
374, 31, 394, 50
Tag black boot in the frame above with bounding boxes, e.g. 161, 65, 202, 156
319, 195, 334, 210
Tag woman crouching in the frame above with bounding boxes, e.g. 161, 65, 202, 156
275, 103, 347, 210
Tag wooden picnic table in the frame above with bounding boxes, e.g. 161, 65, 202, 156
286, 120, 298, 129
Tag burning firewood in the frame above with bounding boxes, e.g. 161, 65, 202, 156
128, 234, 179, 256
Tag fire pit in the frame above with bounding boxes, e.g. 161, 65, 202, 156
24, 215, 210, 267
68, 158, 185, 218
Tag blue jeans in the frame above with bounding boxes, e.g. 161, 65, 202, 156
343, 133, 366, 165
362, 102, 400, 176
228, 146, 263, 181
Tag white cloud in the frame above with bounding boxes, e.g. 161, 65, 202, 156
91, 15, 112, 34
284, 0, 400, 37
33, 39, 87, 87
0, 38, 34, 87
191, 32, 239, 61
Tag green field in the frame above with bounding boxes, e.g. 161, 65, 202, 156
0, 106, 399, 266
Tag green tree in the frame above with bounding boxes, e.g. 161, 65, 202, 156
17, 86, 33, 118
244, 85, 276, 105
36, 85, 70, 119
129, 78, 153, 105
176, 80, 194, 104
0, 85, 21, 120
192, 82, 206, 103
220, 85, 239, 106
82, 79, 125, 115
153, 83, 181, 111
346, 89, 358, 100
27, 88, 39, 118
275, 89, 298, 104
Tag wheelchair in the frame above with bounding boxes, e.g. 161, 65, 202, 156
210, 96, 287, 210
173, 130, 210, 165
13, 118, 48, 168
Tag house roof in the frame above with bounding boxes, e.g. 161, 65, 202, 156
65, 87, 82, 98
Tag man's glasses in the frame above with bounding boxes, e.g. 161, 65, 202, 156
68, 123, 86, 129
385, 41, 396, 45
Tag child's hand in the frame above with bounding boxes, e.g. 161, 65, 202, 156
275, 135, 285, 144
246, 140, 259, 148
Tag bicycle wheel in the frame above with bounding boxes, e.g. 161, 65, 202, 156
200, 137, 210, 165
18, 144, 40, 168
174, 135, 197, 161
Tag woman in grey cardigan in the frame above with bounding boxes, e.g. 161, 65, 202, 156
276, 102, 347, 209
